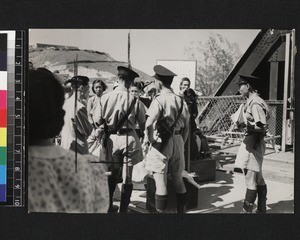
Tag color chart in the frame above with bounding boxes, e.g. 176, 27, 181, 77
0, 33, 8, 202
0, 31, 25, 206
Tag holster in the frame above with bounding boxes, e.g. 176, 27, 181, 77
156, 120, 173, 151
251, 132, 265, 150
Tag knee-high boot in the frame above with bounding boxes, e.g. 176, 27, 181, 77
177, 192, 187, 213
242, 189, 257, 213
256, 185, 267, 213
119, 184, 133, 213
107, 176, 118, 213
155, 194, 168, 213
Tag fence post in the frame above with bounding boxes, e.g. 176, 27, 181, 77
290, 29, 296, 151
281, 33, 291, 152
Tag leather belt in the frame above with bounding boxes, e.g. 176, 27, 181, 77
109, 129, 133, 135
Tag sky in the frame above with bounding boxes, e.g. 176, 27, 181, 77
29, 29, 260, 75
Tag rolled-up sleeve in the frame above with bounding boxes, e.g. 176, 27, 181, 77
146, 99, 161, 126
251, 103, 267, 125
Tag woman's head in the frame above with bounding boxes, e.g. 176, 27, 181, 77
92, 79, 107, 96
29, 68, 65, 144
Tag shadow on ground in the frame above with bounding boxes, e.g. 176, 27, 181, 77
188, 171, 236, 212
267, 199, 294, 213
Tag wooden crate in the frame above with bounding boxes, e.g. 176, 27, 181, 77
189, 158, 216, 182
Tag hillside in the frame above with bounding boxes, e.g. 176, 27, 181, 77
29, 47, 153, 85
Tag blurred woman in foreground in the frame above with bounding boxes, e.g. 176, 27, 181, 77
28, 68, 109, 213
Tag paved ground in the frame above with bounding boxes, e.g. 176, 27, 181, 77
113, 149, 294, 214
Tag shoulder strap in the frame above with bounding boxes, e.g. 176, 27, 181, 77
115, 97, 137, 130
171, 98, 184, 130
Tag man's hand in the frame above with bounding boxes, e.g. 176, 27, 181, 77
95, 125, 105, 138
142, 140, 150, 156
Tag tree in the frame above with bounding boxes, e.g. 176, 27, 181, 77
184, 33, 242, 96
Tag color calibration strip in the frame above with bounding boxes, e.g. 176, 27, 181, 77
0, 33, 8, 202
0, 31, 25, 206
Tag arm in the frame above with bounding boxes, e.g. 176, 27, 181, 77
137, 100, 147, 133
75, 107, 93, 137
181, 103, 190, 143
249, 103, 267, 131
86, 97, 94, 125
143, 99, 161, 144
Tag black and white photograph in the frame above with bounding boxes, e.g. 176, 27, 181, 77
28, 29, 295, 214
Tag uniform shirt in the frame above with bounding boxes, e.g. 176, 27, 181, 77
28, 145, 109, 213
93, 87, 146, 130
243, 92, 269, 132
61, 94, 93, 154
146, 88, 190, 132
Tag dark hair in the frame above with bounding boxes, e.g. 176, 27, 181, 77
130, 81, 144, 90
92, 79, 108, 94
118, 74, 131, 82
29, 68, 65, 144
180, 77, 191, 86
156, 76, 173, 87
67, 76, 89, 89
183, 88, 197, 104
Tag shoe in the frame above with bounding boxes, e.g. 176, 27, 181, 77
108, 205, 119, 213
242, 201, 254, 213
256, 185, 267, 213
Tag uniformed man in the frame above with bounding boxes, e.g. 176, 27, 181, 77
60, 76, 93, 154
234, 74, 269, 213
143, 65, 190, 213
93, 66, 146, 213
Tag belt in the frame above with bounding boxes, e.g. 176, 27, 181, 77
109, 128, 133, 135
174, 130, 181, 135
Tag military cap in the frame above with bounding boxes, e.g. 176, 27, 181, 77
153, 65, 177, 83
117, 66, 139, 81
235, 74, 260, 86
66, 75, 89, 86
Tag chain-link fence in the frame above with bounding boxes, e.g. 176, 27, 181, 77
196, 95, 283, 145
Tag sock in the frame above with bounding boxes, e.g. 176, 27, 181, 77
177, 192, 187, 213
108, 176, 117, 208
119, 184, 133, 213
245, 189, 257, 204
155, 194, 168, 212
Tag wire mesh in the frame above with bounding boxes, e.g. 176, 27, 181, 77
196, 95, 283, 144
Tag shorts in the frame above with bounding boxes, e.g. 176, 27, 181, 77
235, 133, 265, 172
153, 134, 185, 174
105, 130, 142, 169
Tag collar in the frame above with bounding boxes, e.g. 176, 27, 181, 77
114, 86, 128, 92
246, 92, 258, 105
160, 88, 174, 94
29, 145, 67, 159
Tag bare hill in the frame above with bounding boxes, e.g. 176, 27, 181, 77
29, 48, 153, 85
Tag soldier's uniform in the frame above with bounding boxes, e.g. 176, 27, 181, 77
145, 65, 190, 213
61, 76, 93, 155
235, 92, 269, 172
146, 89, 190, 173
234, 74, 269, 213
93, 66, 146, 213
